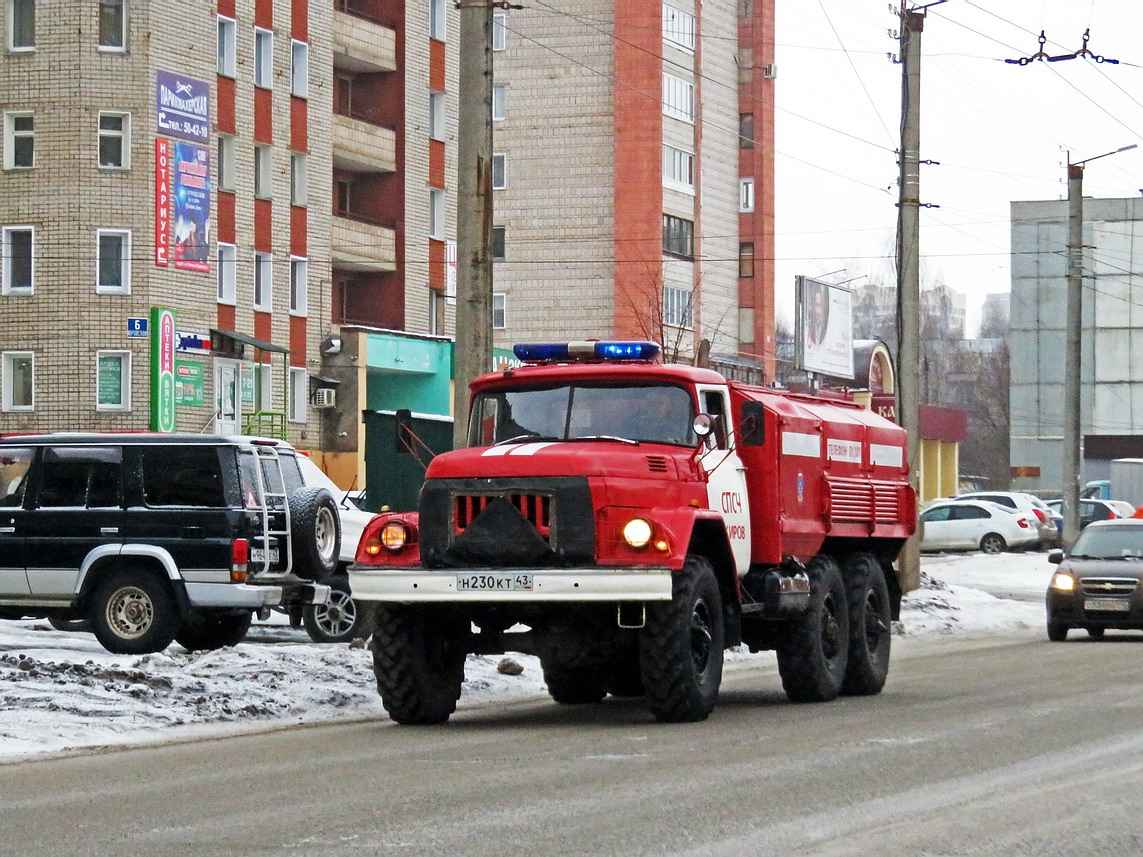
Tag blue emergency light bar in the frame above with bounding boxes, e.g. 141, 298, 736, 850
512, 340, 661, 364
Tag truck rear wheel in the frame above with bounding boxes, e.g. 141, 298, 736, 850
541, 663, 606, 704
777, 556, 849, 703
840, 554, 891, 696
371, 605, 466, 725
639, 554, 724, 723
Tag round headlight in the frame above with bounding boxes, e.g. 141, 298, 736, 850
623, 517, 653, 548
380, 521, 409, 551
1050, 572, 1075, 592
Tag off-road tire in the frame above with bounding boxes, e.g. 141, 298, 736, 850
840, 553, 892, 696
288, 487, 341, 580
541, 663, 607, 704
175, 610, 253, 651
89, 569, 179, 655
1047, 619, 1069, 642
48, 616, 93, 633
371, 605, 466, 725
980, 532, 1006, 555
639, 554, 724, 723
303, 580, 370, 644
777, 555, 849, 703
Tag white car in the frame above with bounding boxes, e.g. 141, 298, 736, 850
952, 490, 1059, 549
920, 499, 1040, 555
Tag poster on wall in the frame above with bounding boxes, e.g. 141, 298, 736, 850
795, 275, 855, 379
154, 140, 211, 272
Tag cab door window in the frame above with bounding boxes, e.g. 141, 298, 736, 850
0, 448, 33, 507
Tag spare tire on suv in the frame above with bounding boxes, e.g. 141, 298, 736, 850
289, 486, 342, 579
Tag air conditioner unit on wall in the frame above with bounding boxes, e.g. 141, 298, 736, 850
313, 387, 337, 409
762, 63, 777, 79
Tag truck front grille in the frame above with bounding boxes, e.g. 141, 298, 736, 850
455, 493, 551, 540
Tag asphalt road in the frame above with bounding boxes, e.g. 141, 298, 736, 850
2, 632, 1142, 857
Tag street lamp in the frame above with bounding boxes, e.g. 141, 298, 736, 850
1062, 143, 1138, 546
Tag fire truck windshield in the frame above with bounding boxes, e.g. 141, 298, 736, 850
468, 382, 697, 448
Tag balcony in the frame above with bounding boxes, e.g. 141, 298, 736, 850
333, 8, 396, 74
333, 113, 396, 173
332, 215, 397, 272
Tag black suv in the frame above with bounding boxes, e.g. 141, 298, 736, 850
0, 433, 340, 654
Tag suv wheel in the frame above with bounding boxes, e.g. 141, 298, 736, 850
90, 569, 179, 655
303, 580, 371, 643
289, 487, 341, 579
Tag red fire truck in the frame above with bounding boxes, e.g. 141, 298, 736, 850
350, 341, 916, 724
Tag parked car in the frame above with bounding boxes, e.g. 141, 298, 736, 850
952, 491, 1059, 548
0, 434, 334, 655
1045, 519, 1143, 640
1046, 498, 1135, 531
919, 499, 1040, 554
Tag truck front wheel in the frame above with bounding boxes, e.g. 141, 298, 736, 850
840, 554, 891, 696
777, 556, 849, 703
639, 554, 724, 723
541, 663, 607, 704
371, 605, 466, 725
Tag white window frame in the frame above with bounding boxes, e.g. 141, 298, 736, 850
254, 144, 271, 198
492, 153, 506, 190
290, 256, 308, 316
429, 188, 444, 239
95, 350, 131, 412
95, 229, 131, 294
492, 12, 506, 50
97, 0, 125, 51
663, 286, 694, 329
8, 0, 35, 51
662, 5, 695, 52
429, 91, 445, 142
217, 134, 235, 191
288, 366, 307, 423
429, 0, 446, 41
254, 251, 273, 312
492, 84, 507, 121
740, 178, 755, 212
662, 73, 695, 123
492, 292, 506, 329
254, 27, 273, 89
663, 144, 694, 193
256, 362, 273, 411
291, 40, 308, 98
2, 351, 33, 411
217, 15, 236, 77
3, 110, 34, 170
217, 242, 236, 304
1, 225, 33, 295
97, 111, 130, 169
290, 152, 307, 206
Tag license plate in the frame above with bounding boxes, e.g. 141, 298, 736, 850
251, 548, 279, 564
456, 572, 533, 592
1084, 598, 1130, 612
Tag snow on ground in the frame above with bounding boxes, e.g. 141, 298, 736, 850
0, 551, 1057, 763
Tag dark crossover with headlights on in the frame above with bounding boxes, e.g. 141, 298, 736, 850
1045, 519, 1143, 641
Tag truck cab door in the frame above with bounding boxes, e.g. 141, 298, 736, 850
696, 385, 751, 573
0, 446, 34, 596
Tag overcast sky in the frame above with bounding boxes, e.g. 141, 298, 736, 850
774, 0, 1143, 335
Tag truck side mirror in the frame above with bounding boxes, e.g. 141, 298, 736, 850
739, 401, 765, 447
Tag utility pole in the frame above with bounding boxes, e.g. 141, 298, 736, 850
452, 1, 495, 448
1062, 159, 1083, 547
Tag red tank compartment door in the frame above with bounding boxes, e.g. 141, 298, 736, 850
696, 385, 751, 573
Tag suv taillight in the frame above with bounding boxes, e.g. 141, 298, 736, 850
232, 538, 249, 582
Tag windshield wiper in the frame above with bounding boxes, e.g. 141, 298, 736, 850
493, 434, 562, 446
568, 435, 639, 445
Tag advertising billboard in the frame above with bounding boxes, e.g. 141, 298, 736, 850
796, 275, 854, 379
155, 140, 211, 272
155, 70, 210, 144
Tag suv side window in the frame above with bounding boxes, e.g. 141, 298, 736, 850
0, 448, 33, 507
141, 447, 226, 507
39, 446, 123, 508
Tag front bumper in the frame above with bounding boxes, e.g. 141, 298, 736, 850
348, 564, 674, 603
1047, 588, 1143, 629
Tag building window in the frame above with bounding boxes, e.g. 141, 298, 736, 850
663, 286, 693, 329
663, 74, 695, 123
217, 242, 236, 304
492, 12, 506, 50
254, 252, 272, 311
290, 153, 307, 206
492, 84, 507, 121
289, 367, 306, 423
740, 178, 755, 212
3, 111, 33, 169
492, 226, 505, 261
738, 242, 755, 278
218, 134, 235, 191
2, 351, 32, 411
291, 40, 308, 98
429, 188, 444, 239
8, 0, 34, 50
430, 287, 447, 335
492, 153, 506, 190
254, 27, 273, 88
255, 363, 273, 410
335, 75, 352, 114
254, 144, 271, 198
96, 229, 131, 294
97, 112, 129, 169
96, 351, 130, 411
739, 113, 754, 149
662, 144, 694, 192
429, 91, 445, 141
662, 5, 695, 51
662, 214, 694, 259
429, 0, 446, 40
1, 226, 33, 294
290, 257, 307, 316
492, 292, 506, 329
98, 0, 124, 49
217, 15, 236, 76
336, 179, 351, 215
